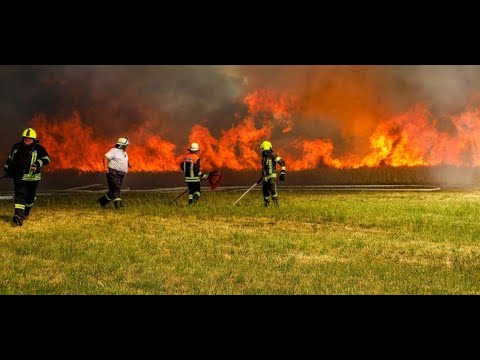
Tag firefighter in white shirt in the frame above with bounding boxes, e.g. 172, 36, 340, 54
98, 137, 132, 209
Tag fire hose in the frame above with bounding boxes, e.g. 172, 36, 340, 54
233, 182, 259, 205
170, 188, 189, 204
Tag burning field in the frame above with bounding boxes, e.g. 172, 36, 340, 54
2, 65, 480, 187
26, 87, 480, 174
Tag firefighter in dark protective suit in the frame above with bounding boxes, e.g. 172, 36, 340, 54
3, 128, 51, 226
257, 140, 286, 207
180, 142, 207, 205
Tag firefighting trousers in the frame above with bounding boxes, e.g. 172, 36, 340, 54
187, 181, 201, 200
13, 178, 39, 217
262, 178, 278, 201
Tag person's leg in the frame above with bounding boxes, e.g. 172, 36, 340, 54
24, 181, 39, 218
99, 170, 123, 208
112, 172, 125, 209
262, 180, 270, 206
192, 182, 201, 204
13, 179, 27, 225
98, 172, 114, 208
269, 178, 278, 206
188, 183, 195, 205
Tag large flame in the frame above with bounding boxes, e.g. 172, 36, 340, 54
30, 88, 480, 172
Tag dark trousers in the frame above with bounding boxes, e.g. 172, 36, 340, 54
106, 169, 125, 200
99, 169, 125, 208
187, 181, 201, 203
262, 178, 278, 202
13, 179, 39, 217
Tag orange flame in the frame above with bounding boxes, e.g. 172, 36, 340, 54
29, 89, 480, 173
244, 88, 296, 133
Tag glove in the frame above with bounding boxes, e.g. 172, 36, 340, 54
30, 164, 38, 173
201, 173, 208, 180
279, 172, 286, 181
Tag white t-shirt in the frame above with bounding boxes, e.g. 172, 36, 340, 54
105, 147, 129, 173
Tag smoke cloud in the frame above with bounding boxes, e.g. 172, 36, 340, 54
1, 65, 480, 174
0, 65, 244, 152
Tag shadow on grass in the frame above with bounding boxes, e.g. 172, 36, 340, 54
0, 214, 12, 224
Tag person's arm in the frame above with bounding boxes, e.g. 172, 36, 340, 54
196, 158, 207, 179
3, 144, 16, 176
31, 145, 51, 172
103, 156, 110, 173
257, 155, 264, 184
275, 154, 286, 181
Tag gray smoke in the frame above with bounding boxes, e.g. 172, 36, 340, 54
2, 65, 480, 161
0, 65, 244, 153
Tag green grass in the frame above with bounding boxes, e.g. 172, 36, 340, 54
1, 189, 479, 294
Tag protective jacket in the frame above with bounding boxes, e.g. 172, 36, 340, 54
180, 152, 205, 182
261, 150, 286, 181
4, 140, 51, 181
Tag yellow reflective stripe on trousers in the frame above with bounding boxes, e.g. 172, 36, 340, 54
22, 174, 41, 181
15, 204, 26, 210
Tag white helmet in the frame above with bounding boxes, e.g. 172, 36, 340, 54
116, 137, 130, 146
189, 142, 199, 151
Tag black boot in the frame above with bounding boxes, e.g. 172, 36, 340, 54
13, 215, 23, 226
188, 198, 193, 205
193, 194, 199, 205
272, 198, 278, 207
264, 200, 270, 207
13, 209, 24, 226
98, 195, 110, 209
24, 207, 31, 219
114, 200, 124, 209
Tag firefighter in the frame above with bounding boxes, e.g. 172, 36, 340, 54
257, 140, 286, 207
98, 137, 132, 209
3, 128, 51, 226
180, 142, 207, 205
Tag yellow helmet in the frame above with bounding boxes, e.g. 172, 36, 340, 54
22, 128, 37, 140
260, 141, 272, 151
